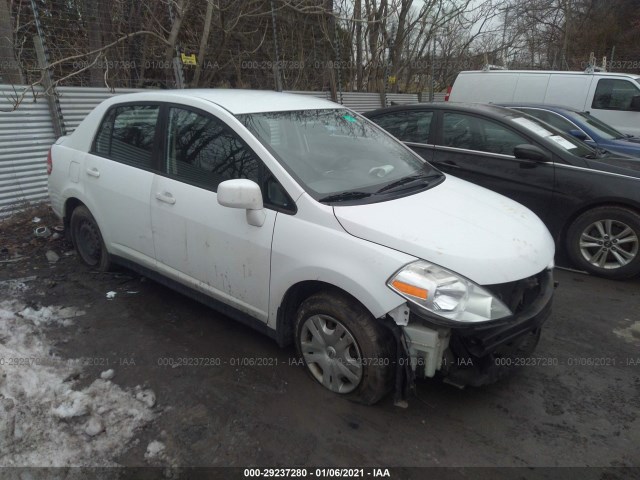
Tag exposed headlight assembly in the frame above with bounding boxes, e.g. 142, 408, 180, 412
387, 261, 512, 324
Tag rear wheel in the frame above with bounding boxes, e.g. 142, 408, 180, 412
294, 291, 394, 405
70, 205, 112, 271
566, 206, 640, 279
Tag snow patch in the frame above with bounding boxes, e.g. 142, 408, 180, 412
84, 416, 104, 437
135, 386, 157, 408
19, 305, 85, 327
145, 440, 166, 460
613, 320, 640, 344
0, 289, 155, 467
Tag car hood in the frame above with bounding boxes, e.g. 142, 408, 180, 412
620, 136, 640, 145
333, 176, 555, 285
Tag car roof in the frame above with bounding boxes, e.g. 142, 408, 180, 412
103, 89, 341, 114
456, 70, 640, 80
497, 103, 583, 114
364, 102, 520, 119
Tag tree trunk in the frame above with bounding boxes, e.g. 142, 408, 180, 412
192, 0, 214, 87
355, 0, 363, 91
83, 0, 103, 86
0, 0, 24, 84
165, 0, 189, 64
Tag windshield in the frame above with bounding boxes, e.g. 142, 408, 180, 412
576, 111, 625, 140
509, 115, 595, 158
238, 109, 441, 202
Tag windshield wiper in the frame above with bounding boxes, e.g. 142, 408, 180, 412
376, 173, 439, 194
594, 147, 610, 158
319, 191, 372, 202
583, 147, 611, 159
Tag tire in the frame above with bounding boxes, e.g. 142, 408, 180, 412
294, 291, 394, 405
566, 206, 640, 279
70, 205, 112, 271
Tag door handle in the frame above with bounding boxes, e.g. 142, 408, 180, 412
86, 167, 100, 178
519, 160, 538, 169
441, 160, 460, 169
155, 192, 176, 205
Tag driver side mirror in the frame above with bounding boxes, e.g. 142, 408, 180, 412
513, 144, 551, 163
630, 95, 640, 112
217, 179, 266, 227
569, 129, 588, 141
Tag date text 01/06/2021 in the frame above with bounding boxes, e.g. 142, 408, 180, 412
243, 468, 392, 478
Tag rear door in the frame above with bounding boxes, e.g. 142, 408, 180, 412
431, 111, 555, 221
85, 103, 159, 267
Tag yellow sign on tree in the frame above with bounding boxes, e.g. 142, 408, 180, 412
181, 53, 197, 66
388, 75, 396, 85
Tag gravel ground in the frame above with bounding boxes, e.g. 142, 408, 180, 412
0, 205, 638, 479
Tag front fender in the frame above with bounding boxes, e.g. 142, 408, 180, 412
268, 209, 415, 329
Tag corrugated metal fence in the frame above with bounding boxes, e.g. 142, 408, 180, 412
0, 85, 443, 215
58, 86, 143, 132
0, 85, 57, 214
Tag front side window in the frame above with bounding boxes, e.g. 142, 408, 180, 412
238, 109, 441, 202
165, 107, 260, 191
93, 105, 159, 169
371, 110, 433, 143
509, 115, 594, 158
592, 79, 640, 111
576, 112, 625, 140
442, 113, 528, 156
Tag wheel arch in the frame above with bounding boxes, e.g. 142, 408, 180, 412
63, 197, 86, 233
275, 280, 381, 348
560, 200, 640, 249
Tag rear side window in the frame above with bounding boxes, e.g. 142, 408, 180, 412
592, 79, 640, 111
93, 105, 159, 169
371, 110, 433, 143
165, 107, 260, 191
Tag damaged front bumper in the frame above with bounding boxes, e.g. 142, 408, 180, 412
392, 268, 555, 389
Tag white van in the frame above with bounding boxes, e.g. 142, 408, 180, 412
448, 70, 640, 136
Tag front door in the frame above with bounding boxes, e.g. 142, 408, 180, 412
150, 105, 276, 321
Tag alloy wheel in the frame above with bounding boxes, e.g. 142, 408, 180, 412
579, 219, 639, 270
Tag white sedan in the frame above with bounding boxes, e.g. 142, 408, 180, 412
48, 90, 555, 404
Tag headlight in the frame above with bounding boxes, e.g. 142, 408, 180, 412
387, 261, 512, 324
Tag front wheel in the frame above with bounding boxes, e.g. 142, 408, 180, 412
294, 292, 394, 405
70, 205, 112, 271
566, 206, 640, 279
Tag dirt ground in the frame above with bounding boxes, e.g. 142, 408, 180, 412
0, 205, 639, 479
